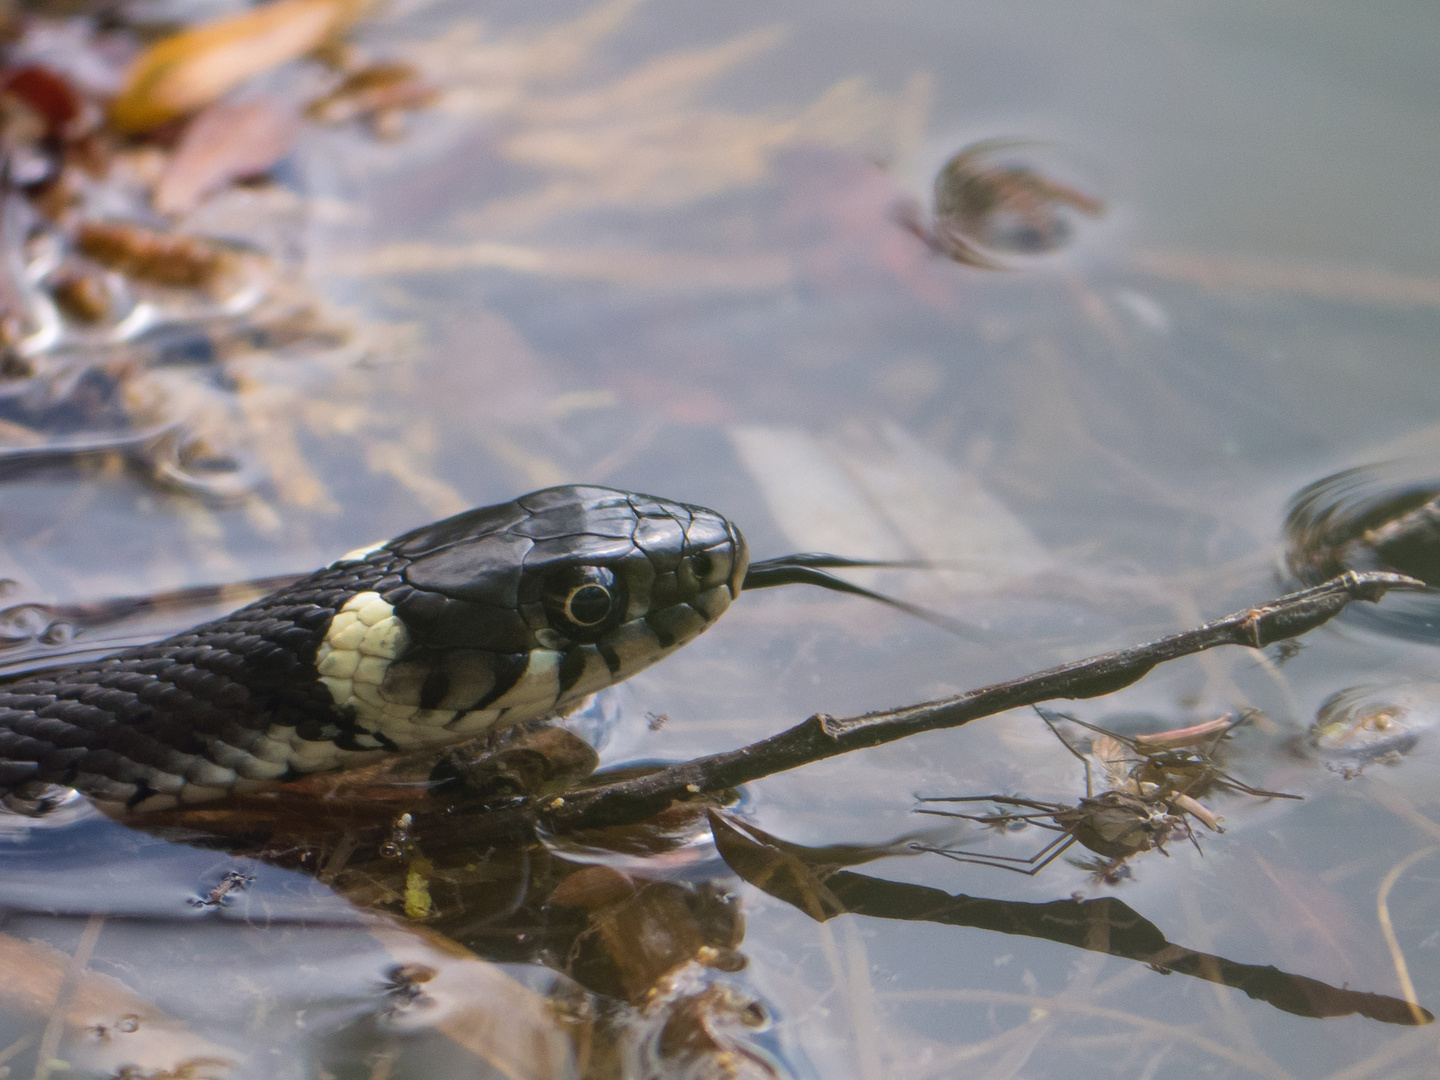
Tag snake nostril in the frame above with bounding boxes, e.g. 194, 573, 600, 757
692, 551, 714, 582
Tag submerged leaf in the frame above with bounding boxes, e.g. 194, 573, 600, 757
77, 221, 237, 288
155, 98, 300, 215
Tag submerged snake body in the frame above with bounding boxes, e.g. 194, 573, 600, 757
0, 487, 748, 814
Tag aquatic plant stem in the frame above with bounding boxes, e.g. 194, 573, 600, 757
1376, 845, 1438, 1026
544, 571, 1425, 830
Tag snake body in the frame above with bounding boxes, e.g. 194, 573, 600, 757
0, 486, 748, 814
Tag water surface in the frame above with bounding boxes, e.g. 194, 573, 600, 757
3, 1, 1440, 1078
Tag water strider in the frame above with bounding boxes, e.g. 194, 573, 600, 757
910, 706, 1302, 879
1036, 705, 1302, 806
912, 789, 1192, 878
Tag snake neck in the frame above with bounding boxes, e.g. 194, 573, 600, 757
0, 556, 395, 814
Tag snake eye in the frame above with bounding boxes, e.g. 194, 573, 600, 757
568, 584, 611, 624
691, 551, 714, 581
543, 565, 626, 639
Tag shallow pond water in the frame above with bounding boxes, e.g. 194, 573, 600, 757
2, 0, 1440, 1078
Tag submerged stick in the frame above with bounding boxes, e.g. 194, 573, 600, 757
544, 571, 1424, 830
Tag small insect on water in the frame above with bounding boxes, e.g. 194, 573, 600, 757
899, 138, 1106, 267
189, 869, 255, 909
910, 789, 1192, 879
910, 707, 1300, 879
1042, 706, 1302, 809
88, 1014, 142, 1041
381, 962, 438, 1015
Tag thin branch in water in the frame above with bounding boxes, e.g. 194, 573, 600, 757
543, 571, 1424, 831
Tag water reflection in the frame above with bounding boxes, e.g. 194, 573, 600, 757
6, 765, 1421, 1079
711, 813, 1429, 1027
0, 725, 780, 1079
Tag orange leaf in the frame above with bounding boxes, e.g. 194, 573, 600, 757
110, 0, 352, 134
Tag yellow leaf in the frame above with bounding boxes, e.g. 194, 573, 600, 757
111, 0, 353, 133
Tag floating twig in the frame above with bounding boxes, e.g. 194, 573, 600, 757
543, 571, 1423, 830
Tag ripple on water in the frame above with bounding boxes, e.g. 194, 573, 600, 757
1285, 460, 1440, 640
897, 138, 1107, 269
1308, 683, 1440, 777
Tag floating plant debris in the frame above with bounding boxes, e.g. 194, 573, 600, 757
77, 221, 239, 290
0, 0, 437, 500
1309, 683, 1440, 777
48, 268, 111, 322
305, 61, 437, 138
902, 138, 1105, 267
154, 98, 301, 215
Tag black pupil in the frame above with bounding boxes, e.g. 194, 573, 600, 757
692, 551, 713, 579
568, 585, 612, 625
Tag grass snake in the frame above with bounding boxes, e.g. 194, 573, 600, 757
0, 486, 750, 815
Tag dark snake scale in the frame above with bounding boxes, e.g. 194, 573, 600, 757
0, 486, 748, 814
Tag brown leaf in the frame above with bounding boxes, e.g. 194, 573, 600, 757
155, 98, 299, 215
305, 61, 437, 125
546, 865, 637, 910
2, 66, 81, 137
50, 269, 111, 322
77, 221, 236, 289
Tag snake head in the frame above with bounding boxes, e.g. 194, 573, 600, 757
315, 486, 749, 743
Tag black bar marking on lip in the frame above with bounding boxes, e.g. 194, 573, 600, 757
597, 641, 622, 676
419, 669, 451, 711
335, 727, 398, 752
126, 778, 157, 809
645, 614, 677, 649
473, 653, 528, 709
559, 647, 587, 694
